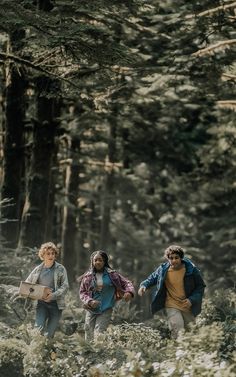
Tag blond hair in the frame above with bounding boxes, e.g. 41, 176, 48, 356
38, 242, 59, 260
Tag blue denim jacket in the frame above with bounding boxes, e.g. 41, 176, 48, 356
140, 258, 206, 317
26, 261, 69, 309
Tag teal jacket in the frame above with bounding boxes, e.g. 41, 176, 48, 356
140, 258, 206, 316
26, 261, 69, 310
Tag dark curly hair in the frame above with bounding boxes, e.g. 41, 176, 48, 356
164, 245, 184, 259
90, 250, 112, 270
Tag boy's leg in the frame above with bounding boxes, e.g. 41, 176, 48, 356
35, 301, 48, 334
165, 308, 184, 338
46, 302, 62, 338
84, 311, 97, 341
94, 308, 112, 337
182, 311, 195, 329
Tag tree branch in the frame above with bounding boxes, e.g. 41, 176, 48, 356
222, 73, 236, 81
217, 100, 236, 111
0, 51, 81, 89
192, 39, 236, 57
186, 2, 236, 19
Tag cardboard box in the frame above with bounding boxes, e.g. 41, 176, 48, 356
19, 281, 51, 300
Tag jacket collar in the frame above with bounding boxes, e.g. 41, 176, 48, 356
85, 267, 115, 276
161, 257, 195, 275
182, 258, 195, 275
39, 260, 59, 269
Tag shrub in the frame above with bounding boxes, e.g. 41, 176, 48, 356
0, 338, 25, 377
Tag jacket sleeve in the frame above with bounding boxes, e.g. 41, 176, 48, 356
79, 276, 93, 305
139, 267, 160, 289
51, 266, 69, 300
117, 273, 135, 296
25, 266, 39, 284
188, 268, 206, 304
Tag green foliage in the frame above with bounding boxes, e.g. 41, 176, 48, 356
1, 0, 236, 332
199, 289, 236, 360
112, 300, 141, 324
0, 0, 142, 94
0, 289, 235, 376
0, 337, 25, 377
95, 322, 165, 360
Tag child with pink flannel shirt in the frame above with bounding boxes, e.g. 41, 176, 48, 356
79, 250, 135, 340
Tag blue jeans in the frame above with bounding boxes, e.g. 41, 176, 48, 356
35, 301, 62, 338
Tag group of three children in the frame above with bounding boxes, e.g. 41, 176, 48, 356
25, 242, 205, 340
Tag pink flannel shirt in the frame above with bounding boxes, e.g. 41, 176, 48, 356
79, 268, 135, 307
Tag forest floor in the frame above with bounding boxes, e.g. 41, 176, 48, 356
0, 287, 235, 376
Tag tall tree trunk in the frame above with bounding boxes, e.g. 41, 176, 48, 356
77, 208, 89, 276
18, 77, 59, 248
100, 120, 116, 249
88, 199, 97, 251
61, 136, 80, 283
1, 30, 26, 247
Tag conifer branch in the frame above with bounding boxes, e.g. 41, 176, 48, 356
192, 39, 236, 57
0, 51, 81, 89
197, 2, 236, 17
217, 100, 236, 111
222, 73, 236, 81
186, 2, 236, 19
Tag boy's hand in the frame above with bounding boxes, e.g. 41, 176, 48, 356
43, 289, 53, 302
123, 292, 132, 302
138, 287, 146, 296
183, 299, 192, 309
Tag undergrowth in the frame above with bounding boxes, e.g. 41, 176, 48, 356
0, 289, 235, 376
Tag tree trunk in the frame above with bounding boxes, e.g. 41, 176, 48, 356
1, 30, 26, 247
88, 199, 97, 251
61, 136, 80, 283
18, 77, 59, 248
77, 208, 89, 276
100, 120, 116, 249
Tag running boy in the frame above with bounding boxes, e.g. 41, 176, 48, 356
138, 245, 205, 338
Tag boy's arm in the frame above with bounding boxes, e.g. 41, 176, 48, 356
25, 266, 38, 284
139, 267, 160, 290
51, 267, 69, 300
25, 271, 34, 283
188, 268, 206, 304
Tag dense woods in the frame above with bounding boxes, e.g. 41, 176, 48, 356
0, 1, 235, 376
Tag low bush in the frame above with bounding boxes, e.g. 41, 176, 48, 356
0, 338, 25, 377
0, 288, 235, 376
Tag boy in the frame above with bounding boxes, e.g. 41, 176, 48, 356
138, 245, 205, 338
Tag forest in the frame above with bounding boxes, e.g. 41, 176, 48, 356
0, 0, 235, 376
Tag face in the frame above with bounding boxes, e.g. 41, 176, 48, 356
43, 248, 56, 266
93, 254, 105, 272
167, 253, 182, 270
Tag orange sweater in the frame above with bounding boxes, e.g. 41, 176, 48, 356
165, 266, 190, 312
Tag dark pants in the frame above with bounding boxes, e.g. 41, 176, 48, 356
35, 301, 62, 338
